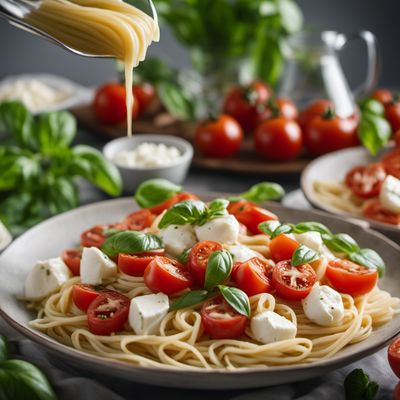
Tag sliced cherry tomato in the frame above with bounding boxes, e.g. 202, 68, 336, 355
118, 250, 165, 276
72, 284, 112, 312
93, 83, 139, 124
304, 108, 358, 156
87, 291, 130, 335
200, 296, 247, 339
144, 256, 193, 295
195, 114, 243, 158
298, 99, 333, 129
122, 209, 154, 231
234, 204, 278, 235
386, 100, 400, 132
254, 117, 303, 161
227, 199, 255, 215
223, 80, 272, 133
62, 249, 82, 276
272, 260, 317, 301
148, 192, 199, 215
269, 233, 299, 262
363, 199, 400, 226
345, 163, 387, 198
188, 241, 223, 287
372, 89, 393, 105
326, 259, 378, 297
233, 257, 274, 296
80, 225, 107, 248
133, 83, 156, 115
388, 337, 400, 379
383, 149, 400, 179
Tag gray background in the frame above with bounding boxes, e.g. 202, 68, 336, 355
0, 0, 399, 88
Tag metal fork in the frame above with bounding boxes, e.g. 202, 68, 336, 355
0, 0, 157, 58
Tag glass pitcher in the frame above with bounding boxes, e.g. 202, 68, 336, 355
278, 30, 379, 118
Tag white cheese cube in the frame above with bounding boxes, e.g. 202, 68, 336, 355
380, 175, 400, 214
129, 293, 169, 335
80, 247, 117, 285
159, 224, 197, 256
0, 220, 12, 251
294, 232, 323, 252
25, 257, 72, 299
227, 245, 262, 263
251, 311, 297, 344
302, 285, 344, 326
195, 215, 239, 244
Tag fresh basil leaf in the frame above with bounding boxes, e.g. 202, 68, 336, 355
344, 368, 378, 400
363, 381, 379, 400
158, 200, 207, 229
291, 245, 318, 267
293, 222, 332, 236
218, 285, 250, 318
0, 359, 57, 400
358, 112, 391, 155
36, 111, 76, 153
0, 335, 8, 364
240, 182, 285, 203
204, 250, 233, 291
176, 248, 190, 265
258, 220, 281, 236
71, 145, 122, 196
46, 177, 78, 215
271, 224, 293, 239
323, 233, 360, 254
135, 179, 182, 208
101, 231, 163, 258
349, 248, 385, 277
359, 99, 385, 117
169, 290, 208, 311
208, 198, 229, 213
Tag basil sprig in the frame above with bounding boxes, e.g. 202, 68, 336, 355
204, 250, 233, 291
229, 182, 285, 204
291, 245, 319, 267
101, 231, 163, 258
169, 290, 209, 311
0, 335, 57, 400
135, 179, 182, 208
218, 285, 251, 318
258, 220, 385, 276
344, 368, 379, 400
176, 248, 191, 265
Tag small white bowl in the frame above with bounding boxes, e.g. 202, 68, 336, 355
103, 134, 193, 194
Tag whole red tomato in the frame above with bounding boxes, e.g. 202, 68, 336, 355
254, 117, 303, 161
195, 114, 243, 158
385, 98, 400, 132
303, 108, 358, 156
372, 88, 393, 105
93, 83, 139, 124
223, 80, 272, 133
259, 98, 299, 122
298, 99, 333, 129
133, 82, 156, 115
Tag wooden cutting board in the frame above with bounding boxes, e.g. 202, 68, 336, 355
71, 105, 311, 175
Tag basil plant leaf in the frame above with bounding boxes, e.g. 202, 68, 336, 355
271, 224, 293, 239
293, 222, 332, 236
158, 200, 207, 229
46, 177, 78, 216
291, 245, 319, 267
101, 231, 163, 258
344, 368, 378, 400
176, 248, 190, 265
241, 182, 285, 203
205, 199, 229, 222
258, 220, 281, 236
169, 290, 209, 311
204, 250, 233, 291
359, 98, 385, 117
218, 285, 250, 318
323, 233, 360, 254
358, 112, 391, 155
135, 179, 182, 208
0, 359, 57, 400
0, 335, 8, 364
349, 248, 385, 277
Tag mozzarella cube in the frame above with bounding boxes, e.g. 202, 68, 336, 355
302, 285, 344, 326
0, 220, 12, 251
25, 257, 72, 299
228, 245, 262, 263
294, 232, 323, 252
380, 175, 400, 214
80, 247, 117, 285
195, 215, 239, 244
159, 224, 197, 256
129, 293, 169, 335
251, 311, 297, 344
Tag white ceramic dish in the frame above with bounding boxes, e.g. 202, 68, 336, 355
301, 146, 400, 241
0, 196, 399, 390
103, 134, 193, 194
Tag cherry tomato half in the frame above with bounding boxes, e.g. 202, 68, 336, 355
388, 337, 400, 379
133, 83, 156, 115
72, 284, 112, 312
195, 114, 243, 158
80, 225, 107, 248
269, 233, 299, 262
234, 205, 278, 235
363, 199, 400, 226
118, 250, 165, 276
227, 199, 256, 215
144, 256, 193, 295
272, 260, 317, 301
87, 291, 130, 335
233, 257, 274, 296
298, 99, 333, 129
326, 259, 378, 297
345, 163, 387, 198
372, 89, 393, 105
122, 209, 154, 231
62, 249, 82, 276
188, 241, 223, 287
383, 149, 400, 179
148, 192, 199, 215
254, 117, 303, 161
201, 296, 247, 339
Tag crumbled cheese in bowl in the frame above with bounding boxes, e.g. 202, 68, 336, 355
113, 142, 182, 168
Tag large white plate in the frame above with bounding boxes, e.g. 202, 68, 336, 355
0, 197, 400, 390
301, 146, 400, 242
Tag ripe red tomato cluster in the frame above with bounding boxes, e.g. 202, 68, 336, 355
195, 80, 362, 161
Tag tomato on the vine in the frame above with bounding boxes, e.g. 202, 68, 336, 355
372, 89, 393, 105
298, 99, 333, 129
262, 98, 299, 121
133, 83, 156, 115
